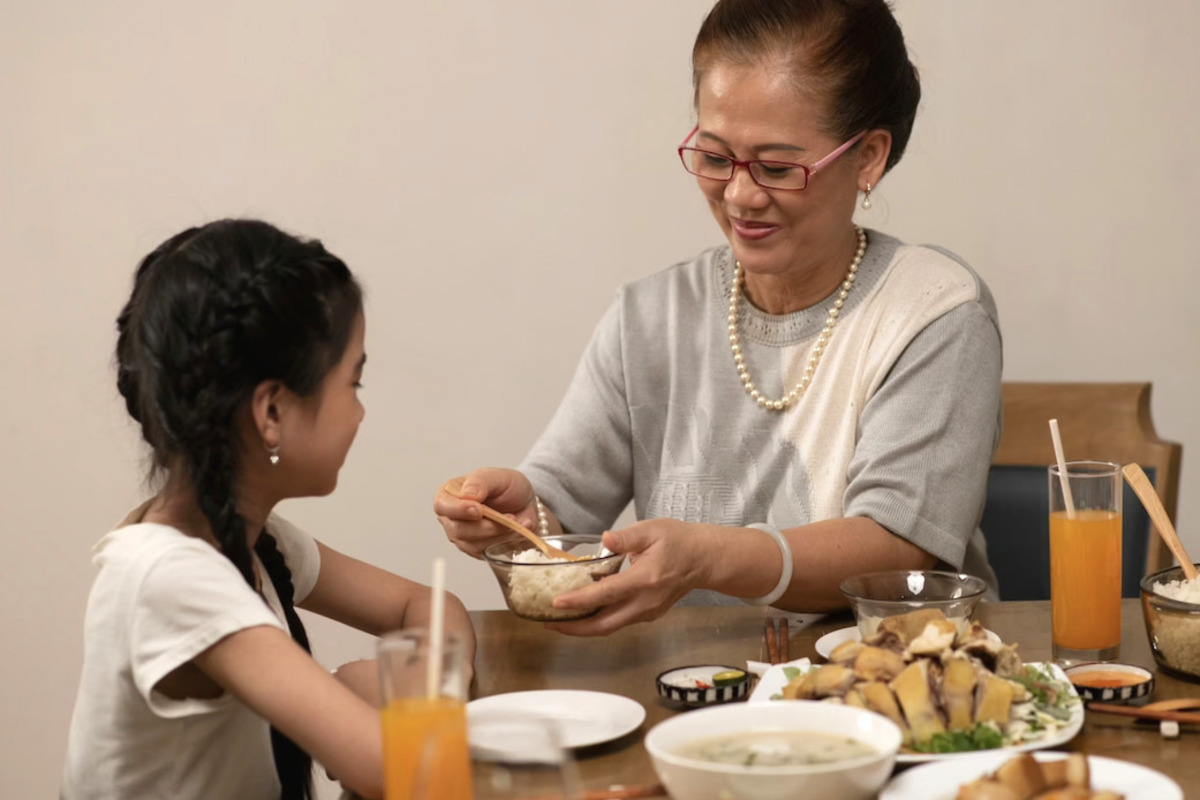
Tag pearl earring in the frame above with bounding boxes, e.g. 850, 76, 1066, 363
267, 446, 280, 466
861, 182, 873, 211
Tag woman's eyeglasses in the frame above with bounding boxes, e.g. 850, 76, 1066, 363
677, 127, 866, 191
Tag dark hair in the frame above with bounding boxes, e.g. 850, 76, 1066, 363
692, 0, 920, 174
115, 218, 363, 800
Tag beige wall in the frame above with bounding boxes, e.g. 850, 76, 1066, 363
2, 1, 1196, 796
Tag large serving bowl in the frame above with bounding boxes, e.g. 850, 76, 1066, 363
1140, 563, 1200, 681
482, 534, 625, 622
644, 701, 901, 800
839, 570, 987, 638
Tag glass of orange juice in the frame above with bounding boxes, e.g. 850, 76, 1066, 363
1048, 460, 1122, 665
377, 630, 472, 800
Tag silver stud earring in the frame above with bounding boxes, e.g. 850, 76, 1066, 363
267, 446, 280, 466
861, 182, 872, 211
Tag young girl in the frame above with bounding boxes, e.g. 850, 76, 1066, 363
61, 219, 474, 800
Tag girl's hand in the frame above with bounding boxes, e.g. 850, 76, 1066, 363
544, 519, 714, 636
434, 468, 539, 558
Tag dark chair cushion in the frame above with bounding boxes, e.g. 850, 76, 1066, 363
980, 465, 1153, 601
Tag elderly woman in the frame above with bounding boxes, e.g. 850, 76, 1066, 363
435, 0, 1001, 635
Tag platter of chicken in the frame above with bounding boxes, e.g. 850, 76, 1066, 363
748, 609, 1083, 762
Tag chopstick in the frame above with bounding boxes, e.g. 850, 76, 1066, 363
583, 785, 669, 799
764, 618, 790, 664
522, 784, 668, 800
1088, 702, 1200, 724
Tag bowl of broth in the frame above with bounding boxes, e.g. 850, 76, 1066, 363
643, 700, 901, 800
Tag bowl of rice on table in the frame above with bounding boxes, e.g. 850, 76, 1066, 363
483, 534, 625, 621
1140, 562, 1200, 681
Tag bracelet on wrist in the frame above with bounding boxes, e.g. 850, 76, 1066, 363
742, 523, 793, 607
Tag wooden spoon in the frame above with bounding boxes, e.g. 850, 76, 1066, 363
442, 478, 581, 561
1122, 463, 1198, 581
1143, 697, 1200, 713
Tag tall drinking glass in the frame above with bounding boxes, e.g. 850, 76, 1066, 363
377, 629, 472, 800
1048, 461, 1122, 664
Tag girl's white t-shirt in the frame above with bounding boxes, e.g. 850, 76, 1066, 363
61, 513, 320, 800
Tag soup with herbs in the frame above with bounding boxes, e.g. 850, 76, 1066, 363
677, 730, 877, 767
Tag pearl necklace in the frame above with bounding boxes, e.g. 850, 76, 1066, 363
729, 226, 867, 411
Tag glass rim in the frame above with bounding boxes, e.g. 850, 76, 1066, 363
376, 627, 466, 652
482, 534, 622, 566
1047, 459, 1122, 477
838, 569, 988, 602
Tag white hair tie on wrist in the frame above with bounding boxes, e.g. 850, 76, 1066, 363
742, 523, 793, 607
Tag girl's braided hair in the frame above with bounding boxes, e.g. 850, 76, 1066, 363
116, 218, 363, 799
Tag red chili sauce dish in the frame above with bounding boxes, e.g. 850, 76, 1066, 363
1064, 663, 1154, 703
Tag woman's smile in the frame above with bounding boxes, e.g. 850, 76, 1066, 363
730, 217, 781, 241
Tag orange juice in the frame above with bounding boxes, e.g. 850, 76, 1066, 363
1049, 509, 1122, 650
381, 696, 472, 800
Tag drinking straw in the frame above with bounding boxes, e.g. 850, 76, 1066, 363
426, 557, 446, 700
1048, 418, 1077, 519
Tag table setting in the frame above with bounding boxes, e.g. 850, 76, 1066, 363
356, 435, 1200, 799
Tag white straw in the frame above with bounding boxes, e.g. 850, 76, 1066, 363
426, 557, 446, 700
1048, 418, 1077, 519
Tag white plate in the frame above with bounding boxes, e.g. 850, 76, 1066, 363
467, 690, 645, 749
749, 661, 1084, 764
880, 751, 1182, 800
815, 625, 861, 659
814, 625, 1003, 660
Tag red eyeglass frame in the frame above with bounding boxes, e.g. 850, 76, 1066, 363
677, 126, 867, 190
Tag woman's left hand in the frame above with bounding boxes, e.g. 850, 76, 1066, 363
544, 519, 713, 637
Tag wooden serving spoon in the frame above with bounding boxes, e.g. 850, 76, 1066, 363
1121, 463, 1198, 581
442, 477, 581, 561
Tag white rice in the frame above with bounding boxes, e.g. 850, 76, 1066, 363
505, 550, 600, 620
1150, 576, 1200, 676
1154, 575, 1200, 604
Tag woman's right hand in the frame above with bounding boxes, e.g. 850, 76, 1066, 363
433, 467, 539, 558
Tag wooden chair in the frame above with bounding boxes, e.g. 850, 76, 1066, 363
980, 383, 1183, 601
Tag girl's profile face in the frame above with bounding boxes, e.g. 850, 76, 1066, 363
278, 312, 367, 497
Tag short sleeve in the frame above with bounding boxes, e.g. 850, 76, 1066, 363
843, 301, 1002, 569
265, 514, 321, 603
131, 541, 284, 717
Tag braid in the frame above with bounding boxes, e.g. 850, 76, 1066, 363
256, 531, 314, 800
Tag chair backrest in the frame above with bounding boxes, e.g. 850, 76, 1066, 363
980, 383, 1182, 601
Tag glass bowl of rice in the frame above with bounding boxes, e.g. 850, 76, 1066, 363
483, 534, 626, 622
1140, 562, 1200, 681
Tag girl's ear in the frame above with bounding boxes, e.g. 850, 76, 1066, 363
250, 380, 288, 450
856, 128, 892, 191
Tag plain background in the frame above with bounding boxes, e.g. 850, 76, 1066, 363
3, 2, 1196, 797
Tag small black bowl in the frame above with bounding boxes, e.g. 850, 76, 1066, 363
1065, 662, 1154, 703
655, 665, 750, 707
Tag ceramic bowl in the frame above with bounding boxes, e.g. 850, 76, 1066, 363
1140, 563, 1200, 681
656, 665, 751, 707
1064, 662, 1154, 702
839, 570, 988, 639
482, 534, 625, 622
644, 700, 901, 800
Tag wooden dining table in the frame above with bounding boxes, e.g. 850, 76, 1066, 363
462, 598, 1198, 799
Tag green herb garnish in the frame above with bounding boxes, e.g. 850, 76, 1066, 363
911, 722, 1004, 754
1011, 663, 1078, 720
